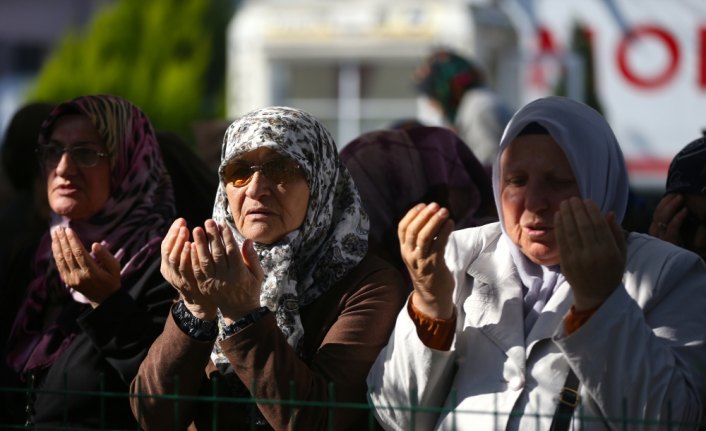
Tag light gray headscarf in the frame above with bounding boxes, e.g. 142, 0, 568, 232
491, 96, 629, 332
211, 107, 369, 362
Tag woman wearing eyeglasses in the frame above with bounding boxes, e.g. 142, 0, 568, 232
5, 94, 177, 428
130, 106, 406, 430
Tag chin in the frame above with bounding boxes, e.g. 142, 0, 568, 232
244, 231, 278, 245
51, 205, 92, 221
523, 245, 560, 266
51, 206, 78, 218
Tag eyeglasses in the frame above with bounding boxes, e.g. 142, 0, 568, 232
224, 158, 304, 188
36, 144, 109, 168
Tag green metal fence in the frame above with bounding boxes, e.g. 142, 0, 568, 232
2, 381, 705, 430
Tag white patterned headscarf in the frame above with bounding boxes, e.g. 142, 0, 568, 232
491, 97, 629, 332
212, 106, 369, 355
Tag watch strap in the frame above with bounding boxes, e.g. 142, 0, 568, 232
221, 306, 270, 339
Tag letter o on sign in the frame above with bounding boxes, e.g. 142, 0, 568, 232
617, 25, 679, 88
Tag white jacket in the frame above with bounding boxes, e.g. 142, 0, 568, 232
368, 223, 706, 430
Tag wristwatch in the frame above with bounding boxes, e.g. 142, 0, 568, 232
172, 300, 218, 341
221, 306, 270, 339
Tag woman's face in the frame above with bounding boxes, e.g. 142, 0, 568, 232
500, 134, 580, 266
45, 114, 111, 221
226, 147, 310, 244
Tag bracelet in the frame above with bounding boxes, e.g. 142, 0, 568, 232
172, 300, 218, 342
221, 307, 270, 339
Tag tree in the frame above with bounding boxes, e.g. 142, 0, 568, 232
28, 0, 233, 142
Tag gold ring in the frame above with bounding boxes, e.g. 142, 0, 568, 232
657, 221, 667, 230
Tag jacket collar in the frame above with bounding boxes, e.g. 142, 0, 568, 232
463, 232, 573, 370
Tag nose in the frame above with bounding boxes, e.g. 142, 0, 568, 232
523, 180, 549, 213
54, 151, 77, 176
244, 171, 273, 198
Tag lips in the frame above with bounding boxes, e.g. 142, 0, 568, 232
523, 223, 552, 238
245, 207, 275, 216
54, 182, 81, 194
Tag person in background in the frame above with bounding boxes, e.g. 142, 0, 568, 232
4, 94, 176, 428
415, 48, 513, 169
0, 101, 55, 425
341, 125, 496, 284
131, 106, 406, 430
367, 96, 706, 430
649, 135, 706, 260
156, 130, 219, 228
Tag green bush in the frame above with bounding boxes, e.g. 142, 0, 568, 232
28, 0, 232, 142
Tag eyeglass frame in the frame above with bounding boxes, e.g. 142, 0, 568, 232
35, 143, 110, 169
223, 158, 305, 188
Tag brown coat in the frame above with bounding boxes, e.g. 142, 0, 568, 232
130, 254, 406, 431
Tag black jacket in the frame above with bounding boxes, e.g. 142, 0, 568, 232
28, 255, 175, 429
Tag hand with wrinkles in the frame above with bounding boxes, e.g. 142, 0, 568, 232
51, 227, 121, 308
398, 202, 455, 320
190, 219, 265, 323
555, 197, 627, 311
161, 218, 216, 319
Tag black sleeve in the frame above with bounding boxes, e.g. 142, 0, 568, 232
77, 256, 177, 384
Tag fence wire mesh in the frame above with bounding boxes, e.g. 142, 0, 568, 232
1, 379, 704, 430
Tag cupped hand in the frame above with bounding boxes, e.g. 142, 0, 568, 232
555, 197, 627, 311
398, 203, 455, 319
648, 193, 687, 245
161, 218, 217, 319
190, 219, 265, 322
51, 227, 121, 308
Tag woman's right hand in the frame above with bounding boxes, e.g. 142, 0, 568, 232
649, 193, 688, 245
398, 203, 455, 319
161, 218, 217, 319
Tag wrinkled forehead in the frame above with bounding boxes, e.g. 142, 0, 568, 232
220, 107, 339, 187
46, 113, 105, 146
499, 98, 610, 188
500, 132, 573, 175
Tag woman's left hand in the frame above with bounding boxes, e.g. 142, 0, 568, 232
51, 227, 121, 308
190, 219, 265, 321
555, 197, 627, 311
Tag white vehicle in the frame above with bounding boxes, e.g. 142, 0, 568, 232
227, 0, 706, 189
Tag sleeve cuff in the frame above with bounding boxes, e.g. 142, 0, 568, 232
563, 304, 600, 335
172, 300, 218, 342
408, 297, 456, 351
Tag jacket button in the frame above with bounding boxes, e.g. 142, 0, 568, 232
508, 376, 524, 391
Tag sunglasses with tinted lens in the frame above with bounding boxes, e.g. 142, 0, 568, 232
224, 158, 304, 187
36, 144, 109, 168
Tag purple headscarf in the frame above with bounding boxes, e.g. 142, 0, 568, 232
341, 126, 496, 276
6, 94, 175, 377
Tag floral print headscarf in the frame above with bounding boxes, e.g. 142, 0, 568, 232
212, 106, 368, 355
